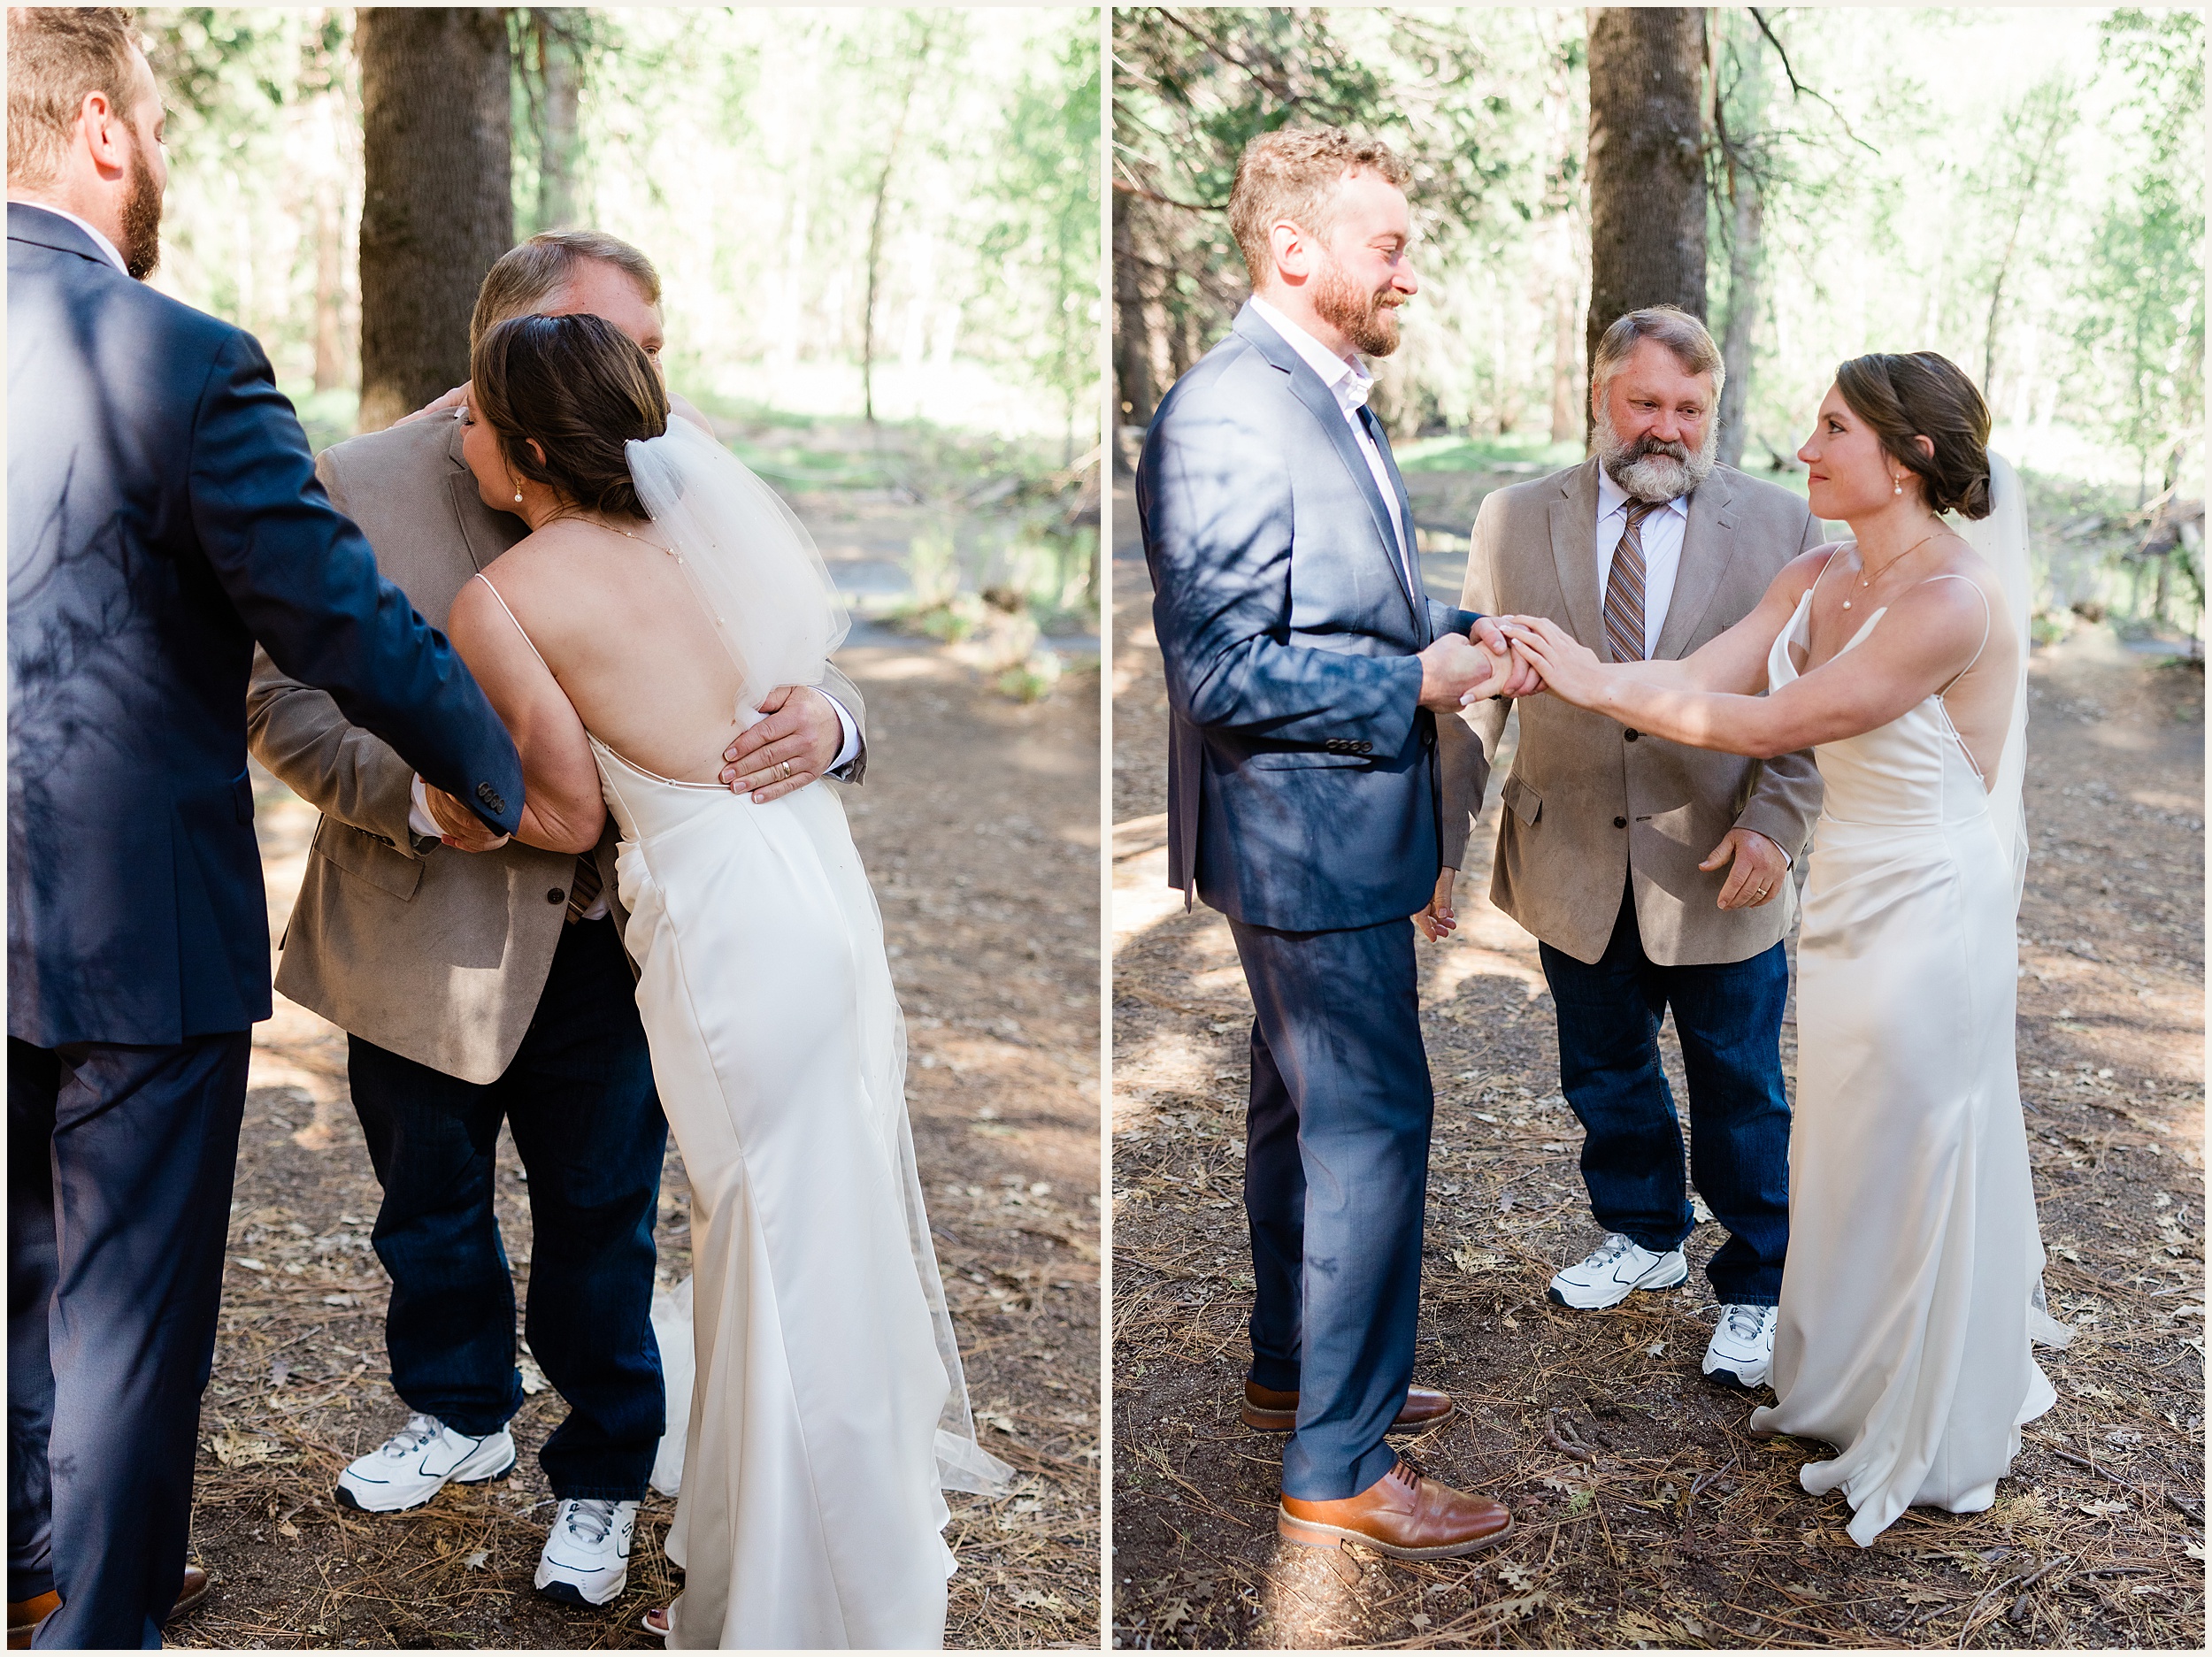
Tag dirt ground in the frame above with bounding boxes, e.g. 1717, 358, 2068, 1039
170, 607, 1102, 1642
1110, 476, 2205, 1650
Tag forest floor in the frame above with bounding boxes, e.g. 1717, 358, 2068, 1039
1110, 476, 2205, 1650
168, 467, 1104, 1650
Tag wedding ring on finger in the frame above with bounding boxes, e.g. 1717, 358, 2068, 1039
777, 759, 793, 781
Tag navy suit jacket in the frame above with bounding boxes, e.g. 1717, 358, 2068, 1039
1139, 303, 1485, 932
7, 203, 524, 1048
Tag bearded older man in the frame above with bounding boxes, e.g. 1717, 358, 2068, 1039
1440, 306, 1824, 1392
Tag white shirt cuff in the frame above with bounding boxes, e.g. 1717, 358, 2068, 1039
826, 694, 861, 773
408, 774, 439, 840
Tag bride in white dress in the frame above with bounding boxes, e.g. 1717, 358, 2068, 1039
1501, 350, 2070, 1547
439, 311, 1008, 1645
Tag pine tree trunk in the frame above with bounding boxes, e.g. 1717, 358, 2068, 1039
1111, 197, 1156, 440
863, 48, 927, 425
357, 7, 514, 433
312, 162, 346, 393
1717, 180, 1763, 469
1585, 6, 1709, 436
534, 14, 581, 234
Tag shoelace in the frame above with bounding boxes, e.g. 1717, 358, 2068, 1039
563, 1498, 620, 1546
380, 1413, 444, 1458
1586, 1232, 1637, 1267
1721, 1305, 1769, 1343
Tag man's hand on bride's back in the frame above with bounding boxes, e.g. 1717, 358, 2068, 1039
722, 685, 841, 802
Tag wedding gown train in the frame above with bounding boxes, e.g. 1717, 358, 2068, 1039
1749, 560, 2070, 1546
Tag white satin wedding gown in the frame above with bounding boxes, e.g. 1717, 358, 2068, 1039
1750, 548, 2067, 1546
477, 541, 1005, 1645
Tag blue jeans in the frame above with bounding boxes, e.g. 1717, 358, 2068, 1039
1232, 914, 1433, 1502
348, 916, 665, 1500
1538, 886, 1791, 1305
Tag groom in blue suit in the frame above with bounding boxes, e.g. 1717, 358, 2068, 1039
6, 13, 522, 1646
1139, 128, 1524, 1559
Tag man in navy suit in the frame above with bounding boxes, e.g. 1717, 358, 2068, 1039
6, 12, 524, 1646
1138, 127, 1528, 1559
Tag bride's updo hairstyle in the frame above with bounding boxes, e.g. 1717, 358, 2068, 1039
470, 312, 671, 519
1833, 351, 1995, 520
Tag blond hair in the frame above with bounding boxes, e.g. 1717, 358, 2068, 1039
469, 229, 662, 349
7, 7, 142, 189
1590, 305, 1726, 397
1227, 127, 1411, 286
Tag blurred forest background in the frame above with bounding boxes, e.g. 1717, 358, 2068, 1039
142, 4, 1102, 687
1114, 5, 2205, 652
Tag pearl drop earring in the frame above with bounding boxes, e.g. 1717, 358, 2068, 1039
1893, 477, 1903, 496
513, 489, 524, 503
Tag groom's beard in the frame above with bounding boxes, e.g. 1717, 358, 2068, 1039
1312, 256, 1403, 357
118, 135, 163, 280
1595, 401, 1717, 503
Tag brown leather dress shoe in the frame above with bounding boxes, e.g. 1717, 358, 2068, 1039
5, 1592, 58, 1652
1279, 1460, 1513, 1560
1241, 1379, 1455, 1436
170, 1564, 212, 1623
6, 1567, 209, 1649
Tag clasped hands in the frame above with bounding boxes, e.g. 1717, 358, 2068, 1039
1417, 615, 1609, 713
422, 684, 844, 852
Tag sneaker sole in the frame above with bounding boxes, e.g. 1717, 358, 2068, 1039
1545, 1257, 1689, 1311
1701, 1362, 1770, 1392
332, 1452, 518, 1514
535, 1574, 627, 1610
1277, 1507, 1513, 1561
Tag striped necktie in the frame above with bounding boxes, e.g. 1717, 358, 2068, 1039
565, 849, 602, 924
1603, 500, 1662, 664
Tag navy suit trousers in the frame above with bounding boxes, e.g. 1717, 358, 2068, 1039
1231, 915, 1433, 1502
347, 916, 666, 1500
9, 1031, 250, 1649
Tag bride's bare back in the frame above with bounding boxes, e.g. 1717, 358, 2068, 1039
478, 517, 749, 782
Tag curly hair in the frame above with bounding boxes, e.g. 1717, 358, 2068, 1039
1834, 352, 1994, 520
469, 312, 671, 520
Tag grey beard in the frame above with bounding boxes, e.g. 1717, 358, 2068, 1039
1596, 404, 1717, 502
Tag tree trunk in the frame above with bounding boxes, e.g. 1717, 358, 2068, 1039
312, 160, 346, 393
357, 8, 513, 433
1584, 6, 1709, 439
533, 12, 582, 234
863, 47, 927, 425
1111, 196, 1156, 440
1717, 180, 1763, 469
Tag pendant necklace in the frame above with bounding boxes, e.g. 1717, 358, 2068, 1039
1843, 526, 1948, 610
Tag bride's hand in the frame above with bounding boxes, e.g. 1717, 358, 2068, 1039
1497, 616, 1609, 709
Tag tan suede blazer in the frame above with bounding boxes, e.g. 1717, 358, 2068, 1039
247, 413, 867, 1083
1441, 458, 1824, 967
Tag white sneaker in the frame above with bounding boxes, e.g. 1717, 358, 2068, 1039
1702, 1302, 1778, 1390
334, 1412, 516, 1513
1546, 1232, 1689, 1309
535, 1498, 638, 1607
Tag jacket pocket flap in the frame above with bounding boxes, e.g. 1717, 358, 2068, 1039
313, 817, 424, 901
1242, 748, 1374, 771
1500, 772, 1541, 825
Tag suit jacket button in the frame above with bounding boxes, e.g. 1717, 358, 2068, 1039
1614, 816, 1628, 828
475, 781, 507, 815
547, 887, 565, 905
1624, 730, 1640, 741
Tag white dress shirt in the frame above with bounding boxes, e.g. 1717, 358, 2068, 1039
1247, 295, 1417, 597
1594, 466, 1690, 663
1594, 470, 1788, 865
12, 200, 127, 274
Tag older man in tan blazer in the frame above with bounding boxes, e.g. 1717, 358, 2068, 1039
246, 231, 866, 1609
1438, 306, 1822, 1394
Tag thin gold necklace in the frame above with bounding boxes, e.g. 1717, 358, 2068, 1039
1842, 525, 1952, 610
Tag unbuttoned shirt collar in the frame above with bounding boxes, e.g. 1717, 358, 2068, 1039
1248, 293, 1376, 418
10, 199, 127, 275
